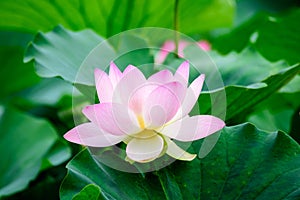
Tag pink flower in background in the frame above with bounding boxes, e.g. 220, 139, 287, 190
64, 61, 224, 163
155, 40, 211, 64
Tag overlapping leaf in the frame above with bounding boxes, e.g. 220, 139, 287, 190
199, 63, 300, 122
211, 48, 289, 86
247, 78, 300, 135
213, 9, 300, 65
24, 26, 105, 84
25, 27, 300, 123
0, 47, 40, 99
0, 107, 69, 197
60, 123, 300, 199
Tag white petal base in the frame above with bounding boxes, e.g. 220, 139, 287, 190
126, 135, 164, 163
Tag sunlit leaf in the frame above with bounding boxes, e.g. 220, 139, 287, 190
24, 26, 154, 86
24, 26, 105, 84
0, 0, 235, 36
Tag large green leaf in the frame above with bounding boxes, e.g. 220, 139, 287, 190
0, 31, 33, 48
17, 78, 73, 106
280, 75, 300, 93
211, 48, 289, 86
255, 9, 300, 64
0, 107, 59, 197
24, 26, 105, 84
0, 46, 40, 99
166, 47, 289, 86
72, 184, 103, 200
24, 26, 155, 86
234, 0, 298, 25
212, 13, 267, 54
248, 106, 294, 134
0, 0, 234, 37
60, 123, 300, 199
199, 63, 300, 122
247, 83, 300, 134
212, 9, 300, 65
0, 31, 41, 99
41, 139, 72, 171
3, 165, 69, 200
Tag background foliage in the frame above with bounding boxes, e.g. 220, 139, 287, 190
0, 0, 299, 199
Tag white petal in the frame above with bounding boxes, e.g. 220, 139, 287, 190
82, 103, 140, 136
109, 62, 122, 87
94, 68, 113, 103
160, 115, 225, 141
113, 66, 146, 105
171, 74, 205, 122
128, 83, 159, 115
123, 64, 136, 74
182, 74, 205, 115
174, 61, 189, 86
64, 123, 124, 147
126, 135, 164, 163
164, 137, 196, 161
143, 82, 185, 128
148, 70, 174, 84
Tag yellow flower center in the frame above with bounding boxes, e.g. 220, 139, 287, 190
133, 129, 156, 139
137, 115, 145, 129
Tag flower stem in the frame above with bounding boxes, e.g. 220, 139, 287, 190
174, 0, 180, 57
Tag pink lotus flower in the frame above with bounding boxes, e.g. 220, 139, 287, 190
155, 40, 211, 64
64, 61, 225, 163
